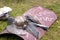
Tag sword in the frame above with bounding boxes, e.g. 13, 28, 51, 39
31, 23, 49, 31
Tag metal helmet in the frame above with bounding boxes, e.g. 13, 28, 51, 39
14, 16, 27, 28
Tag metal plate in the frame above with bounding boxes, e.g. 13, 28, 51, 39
7, 25, 27, 35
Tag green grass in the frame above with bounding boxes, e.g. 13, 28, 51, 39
0, 0, 60, 40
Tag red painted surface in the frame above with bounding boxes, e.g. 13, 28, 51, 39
22, 6, 57, 40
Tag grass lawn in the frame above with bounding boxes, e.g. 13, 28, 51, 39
0, 0, 60, 40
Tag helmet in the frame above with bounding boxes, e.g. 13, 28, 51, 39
14, 16, 27, 29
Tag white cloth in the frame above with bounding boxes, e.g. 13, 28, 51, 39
2, 6, 12, 13
0, 10, 4, 17
0, 6, 12, 17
